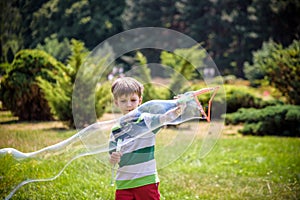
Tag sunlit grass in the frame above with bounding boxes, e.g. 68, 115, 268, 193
0, 111, 299, 199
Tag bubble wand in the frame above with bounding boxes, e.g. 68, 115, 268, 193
176, 86, 220, 122
110, 139, 122, 186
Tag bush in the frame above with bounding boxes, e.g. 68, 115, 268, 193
0, 49, 62, 120
160, 45, 206, 97
38, 39, 112, 128
225, 85, 282, 113
95, 81, 113, 116
244, 40, 300, 104
37, 39, 88, 127
189, 84, 282, 118
225, 105, 300, 137
35, 34, 71, 63
126, 51, 170, 102
185, 83, 226, 119
0, 62, 10, 77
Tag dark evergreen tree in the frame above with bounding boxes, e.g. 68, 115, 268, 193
30, 0, 125, 50
0, 0, 23, 62
177, 0, 300, 77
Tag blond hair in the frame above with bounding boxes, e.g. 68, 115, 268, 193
111, 77, 144, 99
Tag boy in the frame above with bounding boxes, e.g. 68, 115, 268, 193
109, 77, 184, 200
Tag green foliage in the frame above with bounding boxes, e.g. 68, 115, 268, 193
95, 81, 113, 117
133, 51, 160, 102
65, 39, 89, 82
0, 62, 10, 76
38, 39, 112, 128
36, 34, 71, 63
37, 39, 88, 126
121, 0, 179, 30
225, 85, 282, 113
36, 64, 72, 122
2, 0, 299, 79
188, 83, 226, 119
178, 0, 300, 77
0, 0, 24, 62
189, 84, 281, 118
244, 40, 300, 104
29, 0, 125, 49
0, 49, 62, 120
124, 51, 168, 102
225, 105, 300, 136
161, 45, 206, 97
243, 62, 265, 87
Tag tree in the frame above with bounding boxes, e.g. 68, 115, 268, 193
37, 39, 87, 127
0, 0, 23, 63
177, 0, 300, 77
122, 0, 163, 30
160, 45, 206, 97
36, 34, 71, 63
121, 0, 181, 63
30, 0, 125, 50
17, 0, 49, 48
244, 40, 300, 105
126, 51, 160, 102
0, 49, 62, 120
37, 39, 112, 128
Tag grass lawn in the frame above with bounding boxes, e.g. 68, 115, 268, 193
0, 111, 299, 199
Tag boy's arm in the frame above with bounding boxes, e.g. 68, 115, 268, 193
159, 103, 186, 124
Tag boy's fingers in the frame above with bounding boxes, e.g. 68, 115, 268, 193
110, 152, 123, 164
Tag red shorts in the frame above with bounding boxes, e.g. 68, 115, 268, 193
115, 183, 160, 200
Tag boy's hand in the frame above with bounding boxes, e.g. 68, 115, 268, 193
176, 102, 186, 115
109, 151, 122, 165
173, 94, 182, 99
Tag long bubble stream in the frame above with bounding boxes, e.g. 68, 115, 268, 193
0, 88, 223, 199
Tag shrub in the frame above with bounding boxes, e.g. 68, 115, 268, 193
130, 51, 159, 102
160, 45, 206, 97
186, 83, 226, 119
126, 51, 170, 102
0, 49, 62, 120
244, 40, 300, 104
225, 85, 282, 113
0, 62, 10, 76
95, 81, 113, 116
225, 105, 300, 137
38, 39, 112, 128
36, 34, 71, 63
188, 84, 282, 119
37, 40, 88, 127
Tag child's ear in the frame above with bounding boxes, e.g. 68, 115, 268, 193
139, 96, 143, 105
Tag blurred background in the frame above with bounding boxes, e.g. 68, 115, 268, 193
1, 0, 299, 74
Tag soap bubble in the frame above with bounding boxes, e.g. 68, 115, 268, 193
0, 27, 226, 199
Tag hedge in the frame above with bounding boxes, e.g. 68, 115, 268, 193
225, 105, 300, 137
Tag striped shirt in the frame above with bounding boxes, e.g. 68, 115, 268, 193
109, 112, 161, 189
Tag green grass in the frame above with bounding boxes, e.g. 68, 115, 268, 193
0, 111, 299, 199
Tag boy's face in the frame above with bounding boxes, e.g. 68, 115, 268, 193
114, 93, 142, 114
